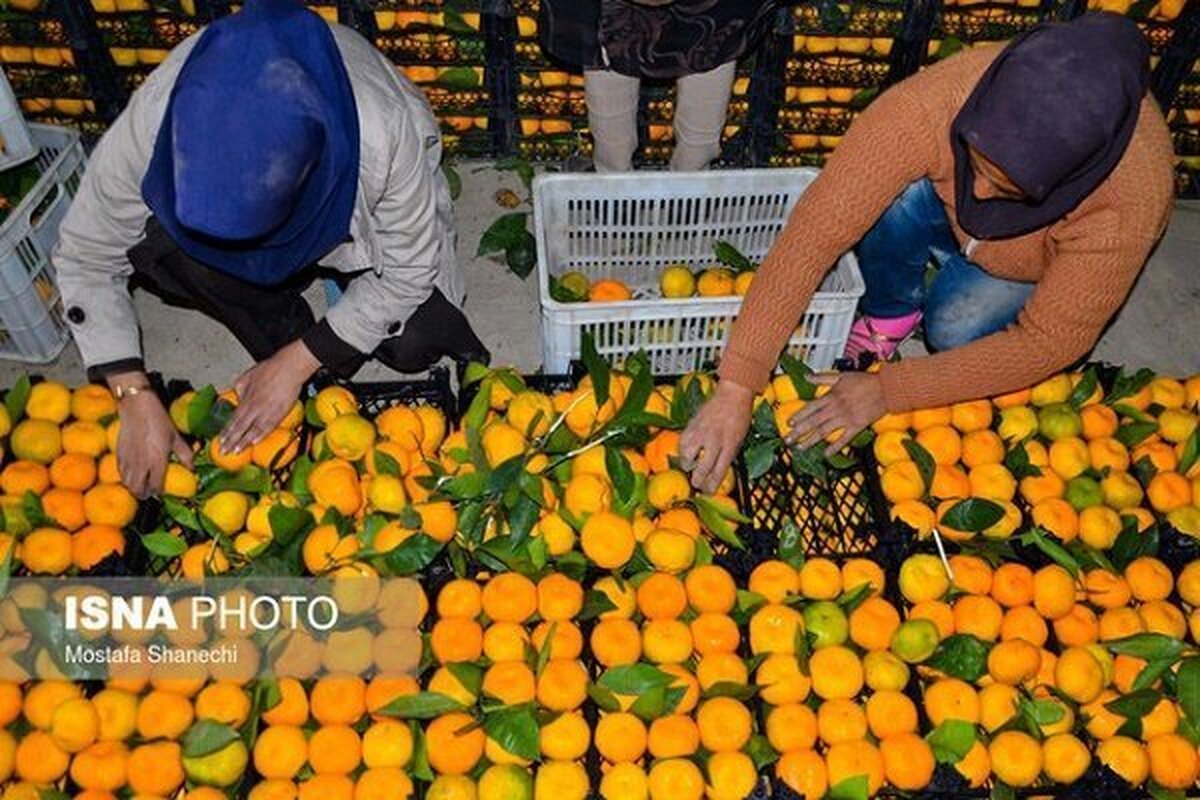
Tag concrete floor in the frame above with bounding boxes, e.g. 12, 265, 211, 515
4, 165, 1198, 388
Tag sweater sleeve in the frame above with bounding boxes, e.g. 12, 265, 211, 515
717, 81, 938, 392
876, 206, 1153, 412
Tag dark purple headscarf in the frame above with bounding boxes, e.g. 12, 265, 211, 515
952, 12, 1150, 240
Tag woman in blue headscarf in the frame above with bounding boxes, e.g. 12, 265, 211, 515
54, 0, 488, 496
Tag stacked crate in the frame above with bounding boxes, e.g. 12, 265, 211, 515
771, 2, 903, 168
375, 1, 492, 158
0, 2, 104, 136
511, 0, 590, 164
1172, 64, 1200, 197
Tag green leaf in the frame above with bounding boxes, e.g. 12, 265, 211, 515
779, 354, 817, 400
695, 495, 744, 550
189, 390, 235, 439
587, 682, 621, 713
378, 691, 463, 719
21, 490, 51, 528
829, 774, 869, 800
380, 534, 444, 576
372, 449, 402, 478
505, 232, 537, 279
1147, 785, 1187, 800
1106, 688, 1162, 720
181, 720, 240, 758
629, 685, 684, 721
142, 530, 187, 557
436, 65, 481, 89
927, 634, 990, 683
744, 439, 780, 482
4, 374, 30, 423
713, 240, 752, 272
702, 681, 758, 701
903, 439, 936, 495
477, 212, 529, 257
1004, 438, 1042, 479
1107, 367, 1155, 406
442, 470, 488, 500
746, 733, 779, 769
1179, 428, 1199, 478
606, 446, 636, 508
483, 704, 540, 761
1134, 657, 1178, 692
1068, 368, 1099, 409
163, 496, 201, 531
926, 719, 976, 763
201, 465, 272, 497
941, 498, 1004, 533
409, 721, 433, 781
1017, 527, 1080, 577
837, 583, 872, 613
1110, 521, 1159, 571
597, 664, 674, 695
1106, 634, 1185, 662
1177, 658, 1200, 729
777, 519, 804, 569
1020, 697, 1065, 725
1116, 420, 1159, 448
580, 589, 617, 621
580, 331, 610, 406
268, 506, 314, 545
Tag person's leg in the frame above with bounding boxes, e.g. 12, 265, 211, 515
373, 289, 490, 374
585, 68, 641, 172
923, 257, 1035, 352
845, 180, 944, 360
128, 218, 316, 361
670, 60, 737, 172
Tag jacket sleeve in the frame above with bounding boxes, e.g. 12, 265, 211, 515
716, 80, 936, 392
320, 105, 443, 357
53, 90, 159, 373
53, 39, 193, 376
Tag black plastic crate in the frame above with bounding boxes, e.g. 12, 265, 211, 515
312, 365, 456, 418
4, 65, 90, 97
792, 2, 905, 38
93, 11, 201, 48
0, 12, 70, 46
786, 56, 891, 88
739, 444, 899, 560
933, 4, 1044, 42
377, 30, 485, 63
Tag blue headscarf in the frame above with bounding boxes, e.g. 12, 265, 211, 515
142, 0, 359, 285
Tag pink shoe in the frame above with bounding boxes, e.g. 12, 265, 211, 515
844, 312, 922, 362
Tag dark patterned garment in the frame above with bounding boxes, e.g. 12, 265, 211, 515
539, 0, 778, 80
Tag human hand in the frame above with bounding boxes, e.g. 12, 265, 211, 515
221, 339, 320, 453
115, 387, 193, 498
678, 379, 755, 494
783, 371, 886, 455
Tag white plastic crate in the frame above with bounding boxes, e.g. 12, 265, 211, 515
0, 68, 37, 171
0, 124, 86, 363
535, 168, 864, 374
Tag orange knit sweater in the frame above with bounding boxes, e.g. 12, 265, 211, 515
719, 44, 1176, 412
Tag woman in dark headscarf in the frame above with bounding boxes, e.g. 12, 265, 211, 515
678, 12, 1177, 492
540, 0, 777, 171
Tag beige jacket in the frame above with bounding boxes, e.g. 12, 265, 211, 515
54, 22, 463, 369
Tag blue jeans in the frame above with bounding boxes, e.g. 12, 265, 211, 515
856, 179, 1035, 352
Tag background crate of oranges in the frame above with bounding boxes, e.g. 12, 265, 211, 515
1, 0, 1198, 192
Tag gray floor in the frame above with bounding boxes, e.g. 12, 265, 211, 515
4, 165, 1198, 388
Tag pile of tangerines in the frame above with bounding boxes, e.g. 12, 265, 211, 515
0, 358, 1198, 799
